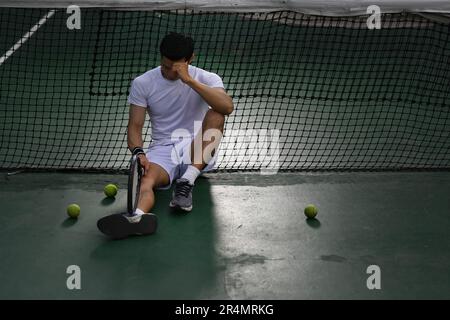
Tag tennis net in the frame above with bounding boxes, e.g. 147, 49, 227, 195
1, 8, 449, 171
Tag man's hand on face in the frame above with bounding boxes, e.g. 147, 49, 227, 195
172, 62, 193, 84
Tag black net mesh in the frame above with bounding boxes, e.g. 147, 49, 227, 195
1, 9, 449, 171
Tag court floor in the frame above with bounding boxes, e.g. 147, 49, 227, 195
0, 171, 449, 299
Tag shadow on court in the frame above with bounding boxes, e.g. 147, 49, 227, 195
61, 218, 78, 228
0, 172, 224, 299
89, 178, 221, 299
306, 218, 321, 229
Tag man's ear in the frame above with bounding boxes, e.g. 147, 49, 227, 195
187, 53, 195, 64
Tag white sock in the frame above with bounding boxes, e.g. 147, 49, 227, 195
134, 208, 146, 216
181, 165, 201, 185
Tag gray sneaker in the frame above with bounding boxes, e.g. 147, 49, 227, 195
169, 178, 194, 212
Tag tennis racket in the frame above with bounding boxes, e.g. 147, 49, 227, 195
127, 154, 143, 215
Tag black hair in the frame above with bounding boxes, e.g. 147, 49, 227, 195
159, 32, 194, 61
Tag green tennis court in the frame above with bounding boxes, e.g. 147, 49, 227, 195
1, 8, 449, 299
1, 172, 450, 299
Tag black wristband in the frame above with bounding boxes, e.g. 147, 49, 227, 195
131, 147, 145, 156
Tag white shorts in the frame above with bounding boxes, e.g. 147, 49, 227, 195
146, 138, 218, 190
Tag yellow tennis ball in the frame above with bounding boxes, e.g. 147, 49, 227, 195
304, 204, 318, 219
67, 204, 80, 219
104, 184, 118, 198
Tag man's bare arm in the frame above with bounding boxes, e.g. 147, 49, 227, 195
127, 104, 152, 174
127, 104, 146, 151
173, 62, 234, 115
187, 82, 234, 115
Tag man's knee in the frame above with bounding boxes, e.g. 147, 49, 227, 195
140, 165, 170, 191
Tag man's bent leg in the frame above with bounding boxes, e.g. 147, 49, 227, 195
170, 110, 225, 212
137, 162, 170, 214
190, 109, 225, 171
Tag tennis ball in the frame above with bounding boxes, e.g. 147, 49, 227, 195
104, 184, 118, 198
304, 204, 318, 219
67, 204, 80, 219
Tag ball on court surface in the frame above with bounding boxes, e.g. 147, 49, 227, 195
67, 204, 80, 219
104, 184, 118, 198
304, 204, 318, 219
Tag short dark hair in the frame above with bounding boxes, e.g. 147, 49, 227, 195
159, 32, 194, 61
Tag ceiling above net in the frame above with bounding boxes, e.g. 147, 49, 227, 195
1, 0, 450, 16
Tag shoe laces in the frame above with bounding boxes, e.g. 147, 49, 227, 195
175, 180, 193, 198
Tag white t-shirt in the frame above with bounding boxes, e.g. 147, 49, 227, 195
127, 65, 224, 144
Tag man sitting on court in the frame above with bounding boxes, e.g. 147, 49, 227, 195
101, 33, 233, 237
